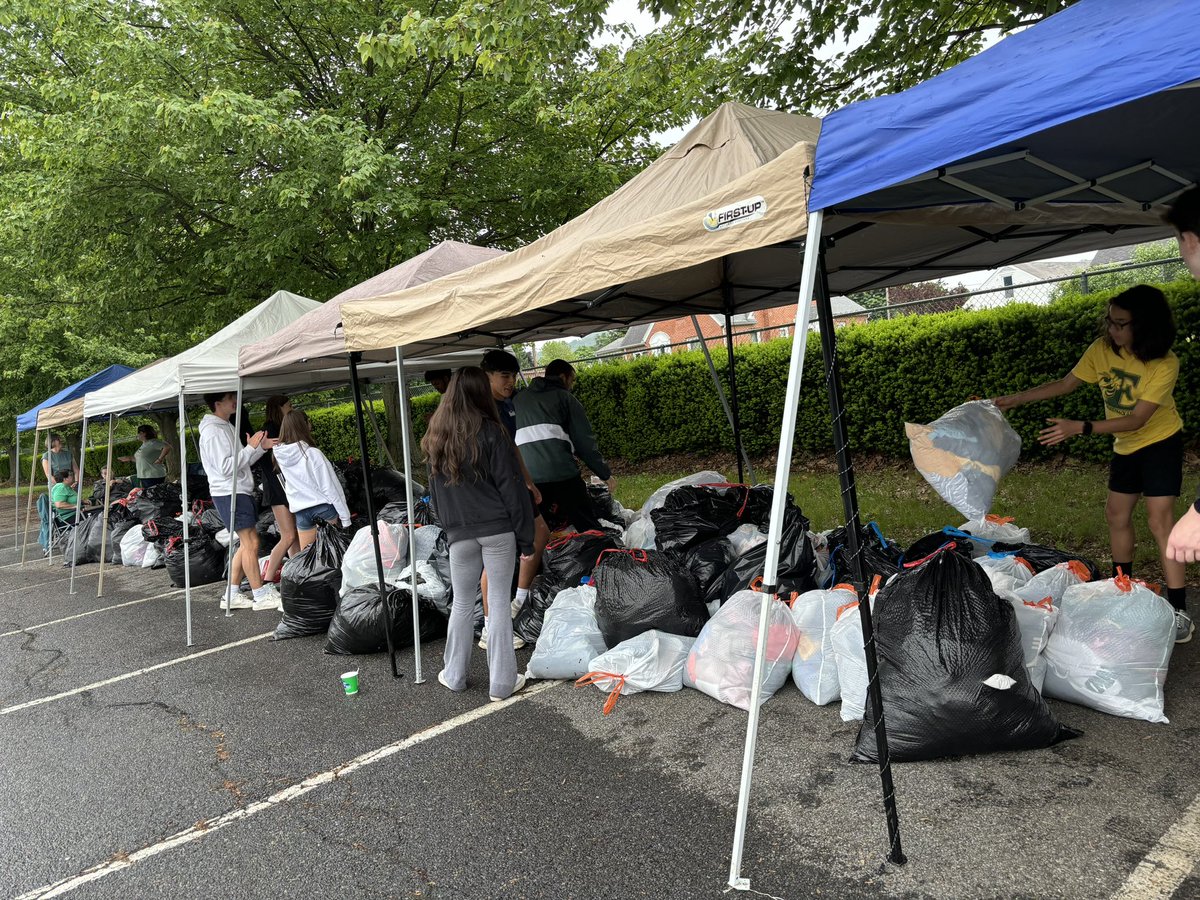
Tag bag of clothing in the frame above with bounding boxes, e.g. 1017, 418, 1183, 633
831, 592, 874, 723
1008, 597, 1060, 693
513, 579, 557, 645
717, 500, 815, 603
274, 522, 351, 640
1014, 561, 1091, 606
958, 515, 1031, 555
684, 590, 800, 710
128, 483, 183, 523
576, 630, 696, 715
108, 519, 139, 566
141, 516, 183, 545
684, 538, 736, 613
977, 552, 1037, 592
527, 586, 608, 680
791, 584, 858, 706
651, 483, 772, 554
340, 521, 409, 596
826, 522, 902, 588
61, 512, 109, 566
851, 546, 1077, 762
622, 470, 724, 550
163, 535, 227, 588
324, 584, 447, 655
587, 481, 633, 527
593, 549, 706, 648
1042, 576, 1175, 723
120, 524, 152, 567
906, 399, 1022, 521
191, 500, 225, 537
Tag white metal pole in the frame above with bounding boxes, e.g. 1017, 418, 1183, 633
96, 415, 115, 597
727, 210, 823, 892
69, 414, 89, 595
14, 427, 20, 551
180, 392, 193, 647
225, 381, 243, 618
21, 428, 41, 567
395, 347, 424, 684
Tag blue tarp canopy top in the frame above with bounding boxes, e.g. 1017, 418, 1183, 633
806, 0, 1200, 293
17, 365, 136, 433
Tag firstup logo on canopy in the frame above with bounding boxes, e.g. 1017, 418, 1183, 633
703, 196, 767, 232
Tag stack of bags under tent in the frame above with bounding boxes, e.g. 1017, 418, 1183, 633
324, 519, 452, 656
274, 520, 352, 641
515, 529, 620, 644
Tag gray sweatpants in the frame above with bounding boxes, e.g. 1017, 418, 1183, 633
443, 532, 519, 699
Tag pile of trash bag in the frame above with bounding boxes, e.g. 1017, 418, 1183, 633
623, 471, 723, 550
127, 483, 183, 523
650, 483, 772, 554
163, 535, 227, 588
61, 512, 111, 566
826, 522, 902, 587
576, 630, 696, 715
527, 586, 607, 679
275, 521, 351, 640
851, 544, 1078, 762
593, 549, 707, 648
716, 497, 816, 604
324, 584, 447, 655
513, 530, 621, 645
791, 584, 858, 706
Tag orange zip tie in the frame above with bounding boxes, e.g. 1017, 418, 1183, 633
835, 600, 860, 620
575, 671, 626, 715
1065, 560, 1091, 582
1015, 557, 1035, 574
984, 514, 1015, 525
1022, 596, 1054, 611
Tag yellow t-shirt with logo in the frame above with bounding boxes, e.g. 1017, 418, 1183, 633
1070, 338, 1182, 455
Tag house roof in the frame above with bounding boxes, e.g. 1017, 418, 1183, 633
595, 323, 655, 355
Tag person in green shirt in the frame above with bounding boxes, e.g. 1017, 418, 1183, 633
41, 434, 77, 487
119, 424, 171, 487
50, 470, 94, 523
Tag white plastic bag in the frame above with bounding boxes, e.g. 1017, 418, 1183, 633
809, 531, 832, 588
624, 470, 724, 550
977, 553, 1036, 590
790, 585, 857, 705
1043, 577, 1175, 723
527, 586, 607, 680
684, 590, 799, 711
141, 541, 161, 569
727, 523, 768, 556
1008, 597, 1060, 692
831, 593, 876, 723
959, 515, 1031, 555
340, 521, 409, 596
1014, 561, 1089, 607
906, 399, 1021, 521
120, 527, 150, 567
578, 630, 696, 714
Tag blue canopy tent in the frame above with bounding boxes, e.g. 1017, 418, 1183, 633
14, 364, 135, 559
731, 0, 1200, 890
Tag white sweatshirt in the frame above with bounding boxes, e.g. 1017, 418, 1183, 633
198, 413, 265, 497
272, 441, 351, 526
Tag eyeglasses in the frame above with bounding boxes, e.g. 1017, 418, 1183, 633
1105, 315, 1132, 330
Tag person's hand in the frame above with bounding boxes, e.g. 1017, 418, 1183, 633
1038, 418, 1081, 446
528, 483, 543, 505
1168, 505, 1200, 563
993, 395, 1019, 412
118, 455, 133, 463
605, 476, 617, 496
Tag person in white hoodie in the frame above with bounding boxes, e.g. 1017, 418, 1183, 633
199, 392, 282, 612
273, 409, 351, 547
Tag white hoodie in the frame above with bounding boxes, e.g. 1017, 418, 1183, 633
272, 441, 351, 526
198, 413, 265, 497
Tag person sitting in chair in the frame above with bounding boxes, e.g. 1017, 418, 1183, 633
50, 470, 95, 524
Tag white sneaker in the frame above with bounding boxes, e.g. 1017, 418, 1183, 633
477, 625, 488, 650
1175, 609, 1195, 644
252, 585, 283, 612
222, 591, 254, 610
490, 673, 528, 702
510, 597, 525, 618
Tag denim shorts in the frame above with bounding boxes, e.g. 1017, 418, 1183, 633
212, 494, 258, 532
295, 502, 339, 530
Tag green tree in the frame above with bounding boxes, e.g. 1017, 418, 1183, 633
539, 340, 573, 366
1052, 240, 1190, 300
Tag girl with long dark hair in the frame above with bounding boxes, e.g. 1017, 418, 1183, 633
259, 395, 300, 580
422, 367, 534, 701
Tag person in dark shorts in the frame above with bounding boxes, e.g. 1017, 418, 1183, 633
258, 395, 299, 582
994, 284, 1190, 642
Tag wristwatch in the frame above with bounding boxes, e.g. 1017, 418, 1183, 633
1081, 420, 1093, 436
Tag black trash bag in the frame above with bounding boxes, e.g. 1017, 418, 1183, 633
685, 537, 736, 602
127, 483, 182, 522
92, 479, 135, 505
193, 503, 225, 537
827, 522, 902, 587
513, 579, 561, 644
324, 584, 448, 656
651, 483, 774, 553
61, 512, 109, 566
163, 535, 227, 588
400, 495, 439, 527
587, 482, 625, 525
542, 530, 621, 592
377, 502, 408, 525
274, 521, 351, 640
429, 529, 453, 617
851, 546, 1079, 763
903, 530, 976, 565
717, 501, 816, 604
141, 516, 183, 545
593, 548, 707, 648
108, 519, 139, 566
989, 542, 1101, 581
256, 507, 280, 556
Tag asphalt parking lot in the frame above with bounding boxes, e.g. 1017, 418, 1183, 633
1, 499, 1198, 900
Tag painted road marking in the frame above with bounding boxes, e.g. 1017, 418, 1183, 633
0, 588, 185, 638
1112, 791, 1200, 899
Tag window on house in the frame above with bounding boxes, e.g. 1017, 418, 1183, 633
779, 326, 790, 338
649, 332, 671, 356
1003, 274, 1014, 299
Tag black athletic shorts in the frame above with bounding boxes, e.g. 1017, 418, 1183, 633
535, 477, 601, 534
1108, 431, 1183, 497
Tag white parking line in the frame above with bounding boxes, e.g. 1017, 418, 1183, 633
1112, 791, 1200, 899
0, 631, 274, 716
0, 571, 101, 598
14, 680, 560, 898
0, 588, 185, 638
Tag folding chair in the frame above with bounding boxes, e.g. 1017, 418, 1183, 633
38, 493, 79, 561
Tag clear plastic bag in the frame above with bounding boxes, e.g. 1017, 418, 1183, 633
959, 514, 1031, 555
1014, 561, 1090, 607
831, 595, 872, 723
527, 586, 607, 680
1008, 597, 1059, 692
1042, 576, 1175, 723
977, 553, 1036, 590
120, 526, 150, 567
576, 630, 696, 715
790, 585, 857, 705
683, 590, 799, 711
340, 521, 409, 596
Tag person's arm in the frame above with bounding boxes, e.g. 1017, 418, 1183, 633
1039, 399, 1160, 446
487, 429, 535, 555
993, 372, 1085, 411
1168, 506, 1200, 563
155, 442, 172, 465
41, 457, 51, 482
562, 394, 612, 482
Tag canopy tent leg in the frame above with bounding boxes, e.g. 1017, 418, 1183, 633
722, 262, 751, 485
224, 381, 243, 619
364, 385, 398, 470
21, 429, 41, 566
14, 428, 19, 551
727, 211, 824, 892
691, 315, 756, 486
814, 253, 904, 866
97, 415, 115, 598
69, 414, 88, 596
180, 394, 193, 647
349, 352, 402, 680
394, 347, 424, 685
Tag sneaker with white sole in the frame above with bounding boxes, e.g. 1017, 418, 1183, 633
252, 585, 283, 612
490, 672, 528, 702
1175, 609, 1195, 644
478, 624, 526, 651
510, 597, 524, 618
478, 624, 489, 650
222, 591, 255, 610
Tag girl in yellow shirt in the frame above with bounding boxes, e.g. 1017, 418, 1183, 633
995, 284, 1191, 643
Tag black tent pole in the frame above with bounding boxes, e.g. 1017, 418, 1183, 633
349, 352, 402, 680
722, 259, 746, 485
813, 253, 905, 866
